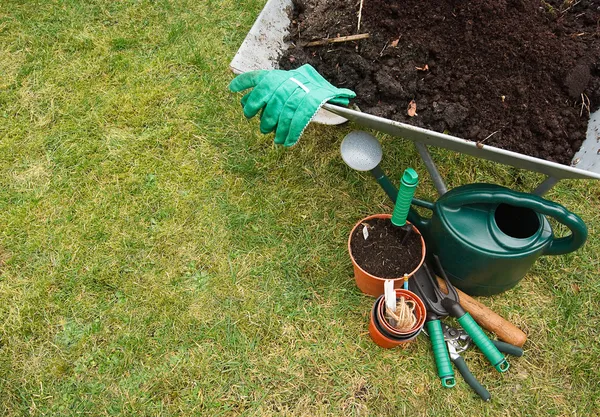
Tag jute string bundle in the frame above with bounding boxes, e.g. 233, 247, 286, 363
386, 297, 416, 331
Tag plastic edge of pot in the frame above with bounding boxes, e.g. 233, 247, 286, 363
369, 296, 421, 348
348, 214, 426, 297
377, 289, 426, 336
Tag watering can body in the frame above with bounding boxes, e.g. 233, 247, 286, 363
408, 184, 587, 296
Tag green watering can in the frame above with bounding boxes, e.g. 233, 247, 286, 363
407, 184, 588, 296
340, 131, 588, 297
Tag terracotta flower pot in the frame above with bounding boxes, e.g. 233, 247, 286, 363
368, 296, 421, 349
377, 289, 426, 336
348, 214, 426, 297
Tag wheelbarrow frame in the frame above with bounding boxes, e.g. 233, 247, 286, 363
229, 0, 600, 196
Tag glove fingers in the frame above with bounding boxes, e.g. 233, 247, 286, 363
259, 73, 312, 134
242, 74, 291, 119
241, 92, 251, 108
327, 97, 350, 106
284, 95, 325, 147
228, 70, 267, 92
274, 88, 310, 145
260, 95, 284, 134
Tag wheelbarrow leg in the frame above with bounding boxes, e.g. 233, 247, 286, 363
414, 142, 448, 196
532, 176, 559, 196
415, 140, 560, 197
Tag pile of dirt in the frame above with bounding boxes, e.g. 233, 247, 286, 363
280, 0, 600, 165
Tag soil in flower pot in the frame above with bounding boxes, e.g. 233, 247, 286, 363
350, 217, 422, 278
280, 0, 600, 165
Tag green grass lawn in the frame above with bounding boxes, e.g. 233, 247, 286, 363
1, 1, 600, 415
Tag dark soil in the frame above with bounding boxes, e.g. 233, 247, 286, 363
350, 218, 422, 278
280, 0, 600, 165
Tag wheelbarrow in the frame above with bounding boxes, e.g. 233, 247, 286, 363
229, 0, 600, 195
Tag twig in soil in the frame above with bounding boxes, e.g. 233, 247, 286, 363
355, 0, 366, 53
476, 129, 501, 148
357, 0, 365, 33
483, 129, 501, 142
580, 93, 591, 117
305, 33, 370, 47
560, 0, 581, 15
379, 41, 389, 57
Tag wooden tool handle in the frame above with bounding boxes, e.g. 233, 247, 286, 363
436, 277, 527, 347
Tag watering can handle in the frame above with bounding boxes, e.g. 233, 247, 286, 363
442, 190, 587, 256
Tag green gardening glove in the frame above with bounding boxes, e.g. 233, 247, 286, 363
229, 64, 355, 147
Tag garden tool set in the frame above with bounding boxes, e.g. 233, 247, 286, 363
228, 43, 590, 400
411, 257, 522, 400
338, 130, 588, 400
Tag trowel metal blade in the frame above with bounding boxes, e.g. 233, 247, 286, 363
409, 262, 448, 317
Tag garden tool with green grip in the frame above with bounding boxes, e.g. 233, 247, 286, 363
391, 168, 419, 245
443, 322, 523, 401
442, 298, 510, 373
412, 256, 511, 390
426, 311, 456, 388
436, 259, 510, 373
410, 258, 459, 388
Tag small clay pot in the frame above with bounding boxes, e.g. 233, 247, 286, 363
368, 296, 422, 349
377, 289, 426, 337
348, 214, 426, 297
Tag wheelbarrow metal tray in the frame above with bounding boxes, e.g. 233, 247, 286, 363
229, 0, 600, 181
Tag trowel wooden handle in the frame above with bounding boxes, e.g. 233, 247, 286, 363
436, 277, 527, 347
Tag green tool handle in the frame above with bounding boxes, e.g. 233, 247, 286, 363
452, 357, 491, 401
426, 320, 455, 388
493, 340, 524, 357
457, 313, 510, 373
369, 168, 433, 210
391, 168, 418, 227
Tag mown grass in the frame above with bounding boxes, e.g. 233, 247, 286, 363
1, 0, 599, 415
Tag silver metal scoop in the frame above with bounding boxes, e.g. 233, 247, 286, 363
340, 131, 383, 171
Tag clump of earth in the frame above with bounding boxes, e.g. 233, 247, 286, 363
280, 0, 600, 165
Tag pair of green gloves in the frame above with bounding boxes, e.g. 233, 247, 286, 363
229, 64, 356, 147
